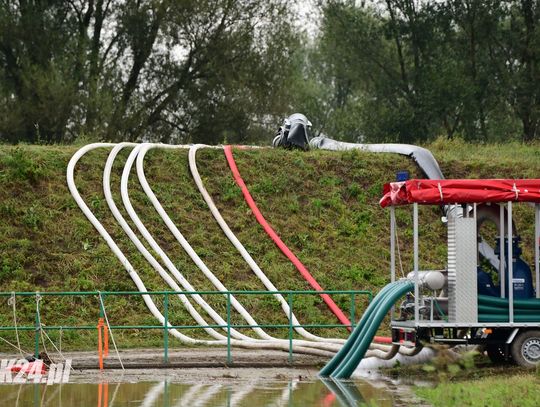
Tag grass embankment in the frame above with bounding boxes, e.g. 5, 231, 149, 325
415, 369, 540, 407
385, 350, 540, 406
0, 140, 539, 354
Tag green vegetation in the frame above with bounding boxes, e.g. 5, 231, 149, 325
415, 373, 540, 407
302, 1, 540, 143
0, 142, 540, 353
0, 1, 295, 144
389, 350, 540, 405
1, 1, 540, 144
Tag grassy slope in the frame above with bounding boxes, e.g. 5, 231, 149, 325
0, 140, 539, 351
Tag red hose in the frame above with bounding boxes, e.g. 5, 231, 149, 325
223, 146, 392, 343
322, 393, 336, 406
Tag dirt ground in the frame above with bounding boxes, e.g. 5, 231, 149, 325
0, 347, 429, 405
0, 347, 326, 383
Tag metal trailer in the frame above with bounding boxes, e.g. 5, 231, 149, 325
384, 180, 540, 367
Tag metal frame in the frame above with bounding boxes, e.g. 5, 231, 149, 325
499, 203, 506, 298
388, 199, 540, 337
0, 289, 372, 364
508, 201, 514, 322
413, 203, 419, 324
536, 204, 540, 299
392, 320, 540, 328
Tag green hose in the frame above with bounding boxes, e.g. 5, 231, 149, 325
478, 304, 539, 315
478, 295, 540, 310
479, 314, 540, 323
320, 286, 540, 379
478, 295, 540, 322
433, 298, 448, 322
320, 280, 414, 379
319, 281, 400, 377
331, 281, 414, 379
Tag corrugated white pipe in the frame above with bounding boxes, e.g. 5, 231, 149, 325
69, 143, 388, 357
131, 143, 347, 352
134, 144, 273, 338
115, 144, 348, 353
68, 143, 337, 355
189, 144, 344, 345
67, 143, 204, 344
119, 144, 257, 342
103, 143, 227, 340
104, 143, 341, 353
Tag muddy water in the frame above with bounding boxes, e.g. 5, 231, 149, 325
0, 377, 416, 406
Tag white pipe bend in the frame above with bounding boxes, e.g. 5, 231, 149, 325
67, 143, 203, 344
68, 142, 403, 357
119, 144, 254, 342
134, 143, 271, 337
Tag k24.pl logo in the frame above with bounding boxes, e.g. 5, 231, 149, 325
0, 358, 71, 384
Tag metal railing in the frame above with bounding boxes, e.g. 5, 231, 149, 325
0, 290, 372, 364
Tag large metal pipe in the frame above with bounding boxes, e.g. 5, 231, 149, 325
309, 136, 444, 179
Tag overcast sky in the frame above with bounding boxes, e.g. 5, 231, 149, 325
292, 0, 322, 38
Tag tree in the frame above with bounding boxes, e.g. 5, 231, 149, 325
0, 0, 298, 144
302, 0, 537, 143
0, 1, 81, 143
497, 0, 540, 141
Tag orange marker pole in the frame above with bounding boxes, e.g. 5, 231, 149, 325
98, 382, 103, 407
104, 382, 109, 407
103, 324, 109, 357
97, 318, 104, 370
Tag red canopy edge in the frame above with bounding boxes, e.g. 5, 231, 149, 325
380, 179, 540, 208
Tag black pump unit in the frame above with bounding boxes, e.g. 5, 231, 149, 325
492, 236, 535, 299
272, 113, 312, 150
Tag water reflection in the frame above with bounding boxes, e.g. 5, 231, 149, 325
0, 377, 398, 406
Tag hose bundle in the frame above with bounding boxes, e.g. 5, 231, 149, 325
320, 280, 416, 379
478, 295, 540, 322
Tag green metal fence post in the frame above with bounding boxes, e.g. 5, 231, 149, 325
350, 293, 355, 331
226, 292, 231, 364
288, 292, 293, 363
98, 294, 104, 318
163, 293, 169, 364
164, 380, 170, 407
34, 293, 40, 358
33, 382, 39, 407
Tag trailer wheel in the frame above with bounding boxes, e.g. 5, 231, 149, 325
510, 330, 540, 368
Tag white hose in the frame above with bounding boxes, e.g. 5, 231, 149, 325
67, 143, 336, 355
135, 144, 273, 339
68, 142, 393, 357
67, 143, 190, 341
189, 144, 344, 344
131, 143, 345, 352
103, 143, 227, 341
119, 144, 254, 342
